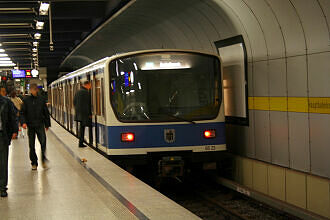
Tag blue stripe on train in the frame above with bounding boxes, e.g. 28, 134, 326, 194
105, 122, 226, 149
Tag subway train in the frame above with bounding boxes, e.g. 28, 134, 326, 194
49, 49, 226, 177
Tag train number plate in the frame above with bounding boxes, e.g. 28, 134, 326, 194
205, 145, 216, 151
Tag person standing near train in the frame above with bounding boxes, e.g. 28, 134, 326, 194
73, 81, 92, 148
0, 92, 18, 197
21, 83, 51, 170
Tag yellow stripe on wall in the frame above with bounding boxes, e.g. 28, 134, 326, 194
248, 97, 330, 114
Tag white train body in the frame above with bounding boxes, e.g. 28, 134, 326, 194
49, 49, 226, 166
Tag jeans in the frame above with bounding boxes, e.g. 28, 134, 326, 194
78, 122, 92, 146
28, 125, 47, 166
0, 136, 9, 191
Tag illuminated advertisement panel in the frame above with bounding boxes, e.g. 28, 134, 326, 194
12, 69, 26, 78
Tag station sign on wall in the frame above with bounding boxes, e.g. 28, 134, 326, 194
11, 69, 39, 78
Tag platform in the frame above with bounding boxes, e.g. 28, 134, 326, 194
0, 119, 200, 220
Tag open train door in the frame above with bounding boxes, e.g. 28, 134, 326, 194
215, 35, 249, 126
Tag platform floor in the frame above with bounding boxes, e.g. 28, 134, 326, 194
0, 119, 200, 220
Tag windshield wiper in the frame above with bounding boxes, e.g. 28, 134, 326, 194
152, 112, 196, 124
167, 113, 196, 124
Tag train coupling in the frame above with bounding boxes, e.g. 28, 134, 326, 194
158, 156, 184, 178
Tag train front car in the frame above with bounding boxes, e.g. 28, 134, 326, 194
107, 50, 226, 177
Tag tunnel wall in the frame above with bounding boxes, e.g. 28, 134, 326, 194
62, 0, 330, 217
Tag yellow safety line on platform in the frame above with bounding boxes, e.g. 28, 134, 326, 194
248, 97, 330, 114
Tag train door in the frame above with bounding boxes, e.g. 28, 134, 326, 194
73, 77, 79, 136
55, 87, 58, 121
65, 82, 70, 129
97, 72, 106, 150
69, 81, 73, 132
48, 88, 52, 115
92, 72, 104, 148
85, 74, 93, 146
60, 84, 65, 125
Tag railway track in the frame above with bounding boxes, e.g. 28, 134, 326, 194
156, 172, 300, 220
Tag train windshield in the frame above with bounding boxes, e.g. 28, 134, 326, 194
109, 52, 221, 122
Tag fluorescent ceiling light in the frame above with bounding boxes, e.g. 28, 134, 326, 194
0, 63, 15, 66
133, 62, 138, 70
141, 62, 190, 70
0, 57, 10, 61
0, 43, 2, 46
32, 48, 37, 52
39, 2, 50, 15
33, 41, 39, 47
36, 21, 44, 30
34, 33, 41, 39
0, 53, 8, 57
0, 49, 5, 52
32, 69, 39, 77
0, 61, 14, 64
32, 53, 37, 57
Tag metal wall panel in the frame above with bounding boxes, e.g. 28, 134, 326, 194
270, 111, 289, 167
183, 6, 218, 52
244, 0, 285, 59
288, 112, 310, 172
308, 52, 330, 97
254, 110, 271, 162
318, 0, 330, 29
268, 58, 287, 96
291, 0, 329, 53
248, 62, 254, 96
309, 114, 330, 178
253, 61, 269, 96
265, 0, 306, 56
222, 0, 267, 61
287, 55, 308, 97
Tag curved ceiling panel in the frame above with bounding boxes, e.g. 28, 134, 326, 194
222, 0, 268, 61
243, 0, 286, 59
62, 0, 329, 70
266, 0, 307, 56
318, 0, 330, 32
290, 0, 329, 53
62, 0, 237, 68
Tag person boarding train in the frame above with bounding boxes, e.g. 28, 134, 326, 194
73, 80, 92, 148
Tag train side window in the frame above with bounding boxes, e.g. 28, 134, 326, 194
215, 35, 249, 126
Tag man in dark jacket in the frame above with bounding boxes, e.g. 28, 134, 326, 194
73, 81, 92, 148
21, 83, 51, 170
0, 93, 18, 197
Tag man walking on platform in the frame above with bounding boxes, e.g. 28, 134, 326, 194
0, 94, 18, 197
21, 84, 51, 170
73, 81, 92, 148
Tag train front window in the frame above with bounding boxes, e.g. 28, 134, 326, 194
109, 52, 221, 122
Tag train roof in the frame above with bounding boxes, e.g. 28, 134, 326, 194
50, 49, 220, 86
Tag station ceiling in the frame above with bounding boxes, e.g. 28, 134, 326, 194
0, 0, 127, 82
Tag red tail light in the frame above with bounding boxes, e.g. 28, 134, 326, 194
121, 133, 135, 142
204, 130, 216, 139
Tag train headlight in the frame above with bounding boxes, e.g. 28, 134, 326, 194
121, 133, 135, 142
204, 130, 216, 139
